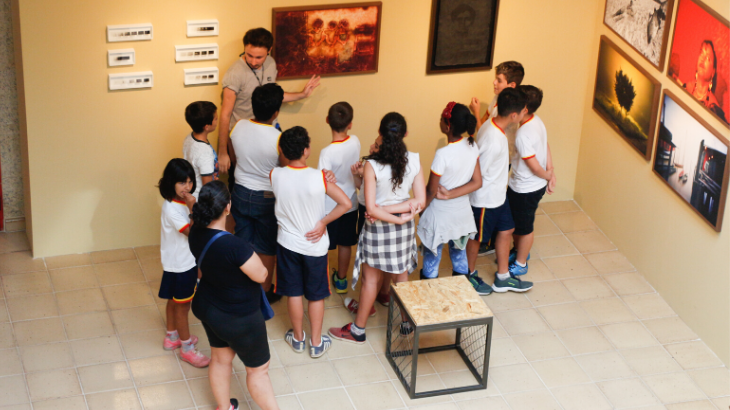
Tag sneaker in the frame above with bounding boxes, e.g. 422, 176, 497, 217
331, 270, 348, 294
328, 323, 366, 344
467, 271, 493, 295
285, 329, 306, 353
310, 335, 332, 358
163, 334, 198, 351
508, 261, 529, 276
508, 250, 531, 265
376, 292, 390, 307
492, 275, 533, 293
400, 322, 414, 336
344, 297, 376, 317
179, 348, 211, 368
218, 398, 239, 410
478, 243, 495, 256
265, 288, 282, 304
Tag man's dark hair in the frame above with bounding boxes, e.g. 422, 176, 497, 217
517, 85, 543, 114
279, 126, 311, 161
185, 101, 217, 134
327, 102, 354, 133
243, 28, 274, 50
496, 61, 525, 86
252, 83, 284, 122
497, 88, 527, 117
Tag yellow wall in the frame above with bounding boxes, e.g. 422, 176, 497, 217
575, 0, 730, 365
15, 0, 598, 257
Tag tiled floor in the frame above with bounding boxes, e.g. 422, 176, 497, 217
0, 201, 728, 410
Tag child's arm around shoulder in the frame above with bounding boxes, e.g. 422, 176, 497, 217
436, 158, 482, 200
304, 171, 352, 243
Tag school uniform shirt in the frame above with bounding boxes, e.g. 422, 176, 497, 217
160, 200, 196, 273
509, 114, 549, 193
222, 57, 278, 128
469, 118, 509, 209
270, 166, 329, 257
183, 133, 218, 198
231, 119, 281, 192
318, 135, 361, 214
367, 151, 421, 207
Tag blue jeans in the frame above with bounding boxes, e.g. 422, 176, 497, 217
422, 241, 469, 279
231, 184, 278, 255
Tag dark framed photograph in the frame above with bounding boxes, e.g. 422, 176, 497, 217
593, 35, 662, 160
603, 0, 675, 70
426, 0, 500, 74
271, 2, 382, 80
653, 90, 729, 231
667, 0, 729, 127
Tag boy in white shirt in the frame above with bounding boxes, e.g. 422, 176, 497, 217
507, 85, 556, 276
318, 102, 361, 294
182, 101, 219, 198
271, 126, 351, 358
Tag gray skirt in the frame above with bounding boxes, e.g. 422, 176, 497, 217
351, 218, 418, 289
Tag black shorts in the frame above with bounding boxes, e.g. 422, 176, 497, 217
158, 266, 198, 303
191, 301, 270, 368
472, 199, 515, 244
508, 186, 547, 235
327, 209, 359, 250
357, 204, 367, 236
275, 245, 330, 301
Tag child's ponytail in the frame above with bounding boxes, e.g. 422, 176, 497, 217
446, 104, 477, 146
191, 181, 230, 227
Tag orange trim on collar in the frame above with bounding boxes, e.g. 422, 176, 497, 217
448, 137, 464, 145
172, 199, 186, 205
520, 114, 534, 127
287, 165, 307, 170
250, 119, 274, 127
491, 118, 506, 135
331, 136, 351, 144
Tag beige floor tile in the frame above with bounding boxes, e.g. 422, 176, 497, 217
32, 396, 87, 409
580, 298, 636, 324
70, 335, 125, 366
644, 372, 706, 403
187, 376, 246, 407
320, 306, 353, 334
90, 249, 136, 264
542, 255, 597, 279
520, 259, 556, 282
0, 348, 24, 376
77, 361, 134, 393
711, 396, 729, 409
250, 395, 302, 410
26, 368, 82, 401
584, 251, 635, 274
484, 292, 532, 312
134, 245, 160, 259
565, 231, 616, 253
367, 326, 388, 353
0, 251, 46, 276
603, 272, 655, 296
44, 253, 92, 270
533, 214, 562, 236
532, 235, 580, 258
394, 375, 452, 407
688, 367, 730, 398
0, 322, 15, 348
86, 388, 143, 410
441, 371, 500, 401
6, 294, 59, 321
0, 374, 30, 406
379, 352, 435, 380
540, 201, 580, 214
424, 349, 470, 373
525, 280, 575, 306
576, 351, 635, 381
621, 346, 683, 375
128, 354, 183, 386
598, 378, 661, 408
531, 357, 591, 388
491, 318, 508, 339
325, 335, 375, 359
63, 311, 115, 340
94, 260, 146, 287
20, 342, 74, 372
623, 293, 676, 319
2, 272, 52, 298
503, 389, 561, 410
103, 283, 156, 310
488, 337, 526, 367
495, 309, 550, 336
332, 354, 387, 386
537, 303, 593, 330
665, 341, 724, 370
551, 384, 613, 410
512, 332, 570, 361
49, 266, 98, 292
0, 304, 7, 322
601, 322, 658, 349
270, 339, 320, 367
549, 211, 598, 233
13, 317, 66, 346
138, 381, 195, 410
666, 401, 716, 410
456, 396, 510, 410
56, 288, 107, 315
556, 327, 614, 355
298, 388, 355, 410
489, 363, 544, 394
118, 329, 170, 359
562, 276, 614, 301
139, 257, 163, 282
644, 317, 699, 344
111, 305, 165, 334
0, 232, 31, 254
346, 381, 405, 410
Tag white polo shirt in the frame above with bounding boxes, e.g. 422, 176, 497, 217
318, 135, 361, 214
431, 137, 479, 190
231, 119, 281, 192
509, 114, 549, 193
469, 118, 509, 209
160, 200, 196, 273
367, 151, 421, 207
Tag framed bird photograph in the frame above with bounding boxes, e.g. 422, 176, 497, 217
603, 0, 675, 70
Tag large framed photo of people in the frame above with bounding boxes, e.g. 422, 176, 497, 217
426, 0, 500, 74
272, 2, 382, 79
593, 36, 662, 161
667, 0, 729, 127
653, 90, 729, 231
603, 0, 676, 70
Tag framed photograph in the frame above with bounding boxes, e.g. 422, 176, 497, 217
667, 0, 729, 127
603, 0, 675, 70
653, 90, 729, 231
426, 0, 500, 74
271, 2, 382, 80
593, 35, 662, 160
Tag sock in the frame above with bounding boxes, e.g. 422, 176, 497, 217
516, 260, 526, 268
181, 338, 195, 353
470, 270, 478, 276
496, 272, 510, 280
350, 323, 365, 336
311, 337, 322, 347
166, 330, 179, 341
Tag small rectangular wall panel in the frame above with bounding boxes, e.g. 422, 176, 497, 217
108, 49, 135, 66
175, 44, 219, 62
187, 20, 219, 37
107, 23, 153, 42
109, 71, 153, 90
184, 67, 219, 85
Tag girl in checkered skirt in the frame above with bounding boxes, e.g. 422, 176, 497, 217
328, 112, 426, 344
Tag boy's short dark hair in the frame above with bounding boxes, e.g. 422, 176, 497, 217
327, 102, 354, 133
279, 126, 311, 161
252, 83, 284, 122
158, 158, 196, 201
185, 101, 217, 134
243, 28, 274, 50
497, 88, 527, 117
496, 61, 525, 86
517, 85, 543, 114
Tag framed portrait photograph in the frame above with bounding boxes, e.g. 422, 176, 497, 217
272, 2, 382, 79
603, 0, 675, 70
667, 0, 729, 127
426, 0, 500, 74
653, 90, 729, 231
593, 36, 662, 160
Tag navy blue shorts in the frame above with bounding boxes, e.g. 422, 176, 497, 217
472, 199, 515, 244
158, 265, 198, 303
508, 186, 546, 236
231, 184, 278, 256
327, 209, 359, 250
275, 245, 330, 301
